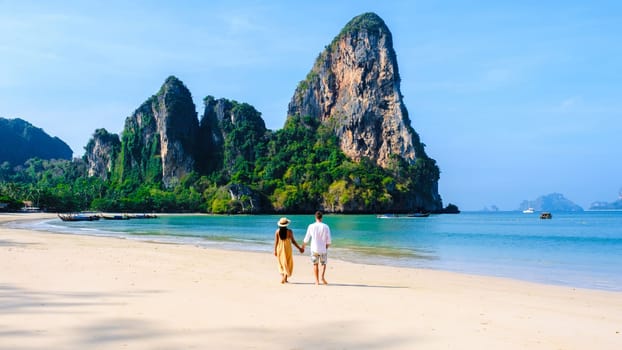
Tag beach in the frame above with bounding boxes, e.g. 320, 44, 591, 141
1, 213, 621, 349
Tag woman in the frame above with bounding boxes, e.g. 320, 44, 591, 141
273, 217, 304, 283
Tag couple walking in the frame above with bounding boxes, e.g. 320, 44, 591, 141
273, 211, 331, 285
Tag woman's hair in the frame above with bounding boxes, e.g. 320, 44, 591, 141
279, 227, 288, 240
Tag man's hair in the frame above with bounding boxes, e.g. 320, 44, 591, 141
315, 211, 323, 220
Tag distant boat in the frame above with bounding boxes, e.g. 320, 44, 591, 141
406, 212, 430, 217
377, 213, 429, 218
128, 214, 158, 219
540, 212, 552, 219
58, 213, 100, 222
376, 214, 395, 219
523, 207, 535, 214
100, 214, 130, 220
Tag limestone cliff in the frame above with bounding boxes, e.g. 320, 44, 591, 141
83, 128, 120, 180
197, 97, 228, 175
117, 76, 198, 187
199, 96, 267, 177
287, 12, 426, 168
80, 13, 446, 213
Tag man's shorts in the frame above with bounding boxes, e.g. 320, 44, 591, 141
311, 252, 328, 265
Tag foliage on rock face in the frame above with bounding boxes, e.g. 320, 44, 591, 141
0, 105, 443, 214
247, 114, 441, 213
220, 101, 267, 182
112, 99, 162, 190
83, 128, 121, 157
1, 96, 444, 214
197, 96, 225, 175
331, 12, 391, 49
82, 128, 122, 180
110, 75, 198, 190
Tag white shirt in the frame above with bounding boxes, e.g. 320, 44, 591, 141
304, 221, 332, 254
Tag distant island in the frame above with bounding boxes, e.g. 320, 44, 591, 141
590, 200, 622, 210
589, 189, 622, 210
481, 205, 500, 212
519, 193, 583, 212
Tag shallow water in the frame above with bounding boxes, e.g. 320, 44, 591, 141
10, 211, 622, 291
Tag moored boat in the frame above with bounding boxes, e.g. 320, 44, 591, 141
100, 214, 131, 220
57, 213, 101, 222
407, 212, 430, 217
128, 214, 158, 219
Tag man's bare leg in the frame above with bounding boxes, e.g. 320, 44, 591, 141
321, 264, 328, 285
313, 264, 320, 285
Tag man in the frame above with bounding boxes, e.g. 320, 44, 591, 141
302, 211, 332, 285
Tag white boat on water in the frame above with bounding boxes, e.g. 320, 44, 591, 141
523, 207, 535, 214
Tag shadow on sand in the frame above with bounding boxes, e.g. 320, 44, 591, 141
287, 281, 407, 289
0, 283, 417, 348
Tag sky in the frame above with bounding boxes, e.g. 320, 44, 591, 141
1, 0, 621, 211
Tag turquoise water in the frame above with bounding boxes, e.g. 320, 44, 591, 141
12, 211, 622, 291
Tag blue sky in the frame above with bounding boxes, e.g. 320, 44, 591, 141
1, 1, 621, 210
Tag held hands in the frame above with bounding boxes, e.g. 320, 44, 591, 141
299, 247, 305, 254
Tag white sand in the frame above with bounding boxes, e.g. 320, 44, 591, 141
1, 213, 621, 349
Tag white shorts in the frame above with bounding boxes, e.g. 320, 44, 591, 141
311, 252, 328, 265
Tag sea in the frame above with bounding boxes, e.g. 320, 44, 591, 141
7, 211, 622, 292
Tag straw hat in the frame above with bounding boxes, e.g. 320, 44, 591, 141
277, 217, 290, 227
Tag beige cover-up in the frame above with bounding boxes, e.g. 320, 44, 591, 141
276, 235, 293, 276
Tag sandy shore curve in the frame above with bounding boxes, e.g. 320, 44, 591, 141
1, 213, 621, 349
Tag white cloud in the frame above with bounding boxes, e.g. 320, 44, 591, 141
483, 68, 514, 85
557, 96, 582, 112
221, 13, 264, 34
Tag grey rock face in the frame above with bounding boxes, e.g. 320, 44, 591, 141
84, 129, 120, 180
287, 12, 424, 168
153, 77, 199, 187
120, 76, 198, 187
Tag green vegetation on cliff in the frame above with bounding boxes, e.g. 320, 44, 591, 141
335, 12, 388, 42
84, 128, 121, 157
2, 10, 448, 214
113, 98, 162, 189
1, 91, 444, 214
220, 101, 267, 183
